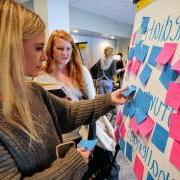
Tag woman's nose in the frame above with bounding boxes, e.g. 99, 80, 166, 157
61, 49, 67, 56
41, 51, 48, 61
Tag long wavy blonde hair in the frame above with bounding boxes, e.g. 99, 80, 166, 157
0, 0, 45, 141
45, 30, 86, 94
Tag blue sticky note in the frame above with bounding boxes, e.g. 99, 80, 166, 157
126, 142, 132, 161
119, 138, 125, 154
147, 172, 154, 180
134, 41, 143, 57
141, 17, 150, 34
135, 108, 147, 124
123, 85, 137, 97
79, 139, 98, 151
159, 64, 178, 90
151, 123, 168, 153
148, 46, 161, 67
134, 89, 152, 114
136, 44, 149, 62
123, 100, 136, 118
139, 64, 152, 85
128, 48, 134, 60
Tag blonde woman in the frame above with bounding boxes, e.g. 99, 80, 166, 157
92, 46, 117, 94
0, 0, 128, 179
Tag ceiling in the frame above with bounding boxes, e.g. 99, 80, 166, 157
69, 0, 135, 25
19, 0, 135, 25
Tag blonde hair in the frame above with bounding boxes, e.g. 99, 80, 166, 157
45, 30, 86, 93
0, 0, 45, 141
104, 46, 114, 57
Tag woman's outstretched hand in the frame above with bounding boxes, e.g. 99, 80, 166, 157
111, 87, 128, 105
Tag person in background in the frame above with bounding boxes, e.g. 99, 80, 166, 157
91, 46, 117, 94
0, 1, 128, 179
116, 52, 126, 87
40, 30, 96, 143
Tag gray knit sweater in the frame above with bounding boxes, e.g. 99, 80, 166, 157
0, 83, 113, 179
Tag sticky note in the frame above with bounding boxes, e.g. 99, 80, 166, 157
79, 139, 98, 151
169, 140, 180, 169
123, 100, 136, 118
128, 48, 134, 60
156, 43, 177, 64
147, 172, 154, 180
130, 32, 137, 47
133, 155, 144, 180
127, 60, 133, 72
130, 116, 139, 133
139, 64, 152, 85
131, 60, 141, 75
120, 123, 126, 138
151, 123, 168, 153
115, 127, 120, 143
119, 138, 125, 154
172, 59, 180, 73
159, 64, 178, 90
138, 116, 155, 137
134, 41, 143, 58
165, 82, 180, 111
123, 85, 137, 97
148, 46, 161, 67
135, 89, 152, 114
135, 108, 148, 124
136, 44, 149, 63
169, 113, 180, 142
140, 16, 150, 34
115, 111, 122, 126
126, 142, 133, 161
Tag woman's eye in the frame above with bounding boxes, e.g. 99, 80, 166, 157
36, 47, 44, 51
57, 48, 63, 51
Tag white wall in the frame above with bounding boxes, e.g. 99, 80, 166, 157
72, 34, 130, 68
116, 39, 130, 62
70, 7, 133, 39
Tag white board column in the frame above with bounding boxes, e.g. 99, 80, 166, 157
34, 0, 70, 35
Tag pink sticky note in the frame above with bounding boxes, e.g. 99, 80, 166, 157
130, 116, 139, 133
115, 127, 120, 143
170, 140, 180, 169
115, 112, 122, 126
131, 60, 141, 75
172, 59, 180, 73
156, 43, 177, 64
138, 116, 155, 137
130, 32, 137, 47
120, 123, 126, 139
127, 60, 133, 72
169, 113, 180, 142
165, 82, 180, 111
133, 155, 144, 180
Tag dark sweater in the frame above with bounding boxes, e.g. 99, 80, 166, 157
0, 83, 113, 179
91, 59, 116, 81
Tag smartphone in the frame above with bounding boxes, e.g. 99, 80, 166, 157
56, 141, 75, 158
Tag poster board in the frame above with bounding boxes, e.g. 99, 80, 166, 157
116, 0, 180, 179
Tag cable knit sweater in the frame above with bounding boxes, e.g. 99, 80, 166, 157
0, 83, 113, 179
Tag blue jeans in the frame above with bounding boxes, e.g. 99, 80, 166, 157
97, 80, 113, 94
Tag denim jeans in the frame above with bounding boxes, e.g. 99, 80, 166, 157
97, 79, 113, 94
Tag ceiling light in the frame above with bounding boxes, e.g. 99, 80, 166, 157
110, 36, 115, 39
73, 29, 79, 33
